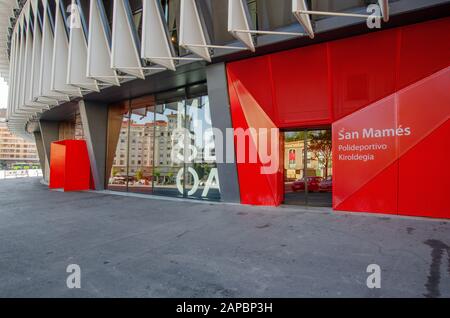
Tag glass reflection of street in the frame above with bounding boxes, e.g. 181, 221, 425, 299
284, 129, 333, 207
107, 91, 221, 202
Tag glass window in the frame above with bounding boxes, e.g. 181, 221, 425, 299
184, 96, 220, 200
106, 90, 221, 201
107, 103, 130, 192
127, 106, 156, 195
153, 101, 185, 198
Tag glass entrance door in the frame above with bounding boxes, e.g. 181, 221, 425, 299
284, 129, 332, 207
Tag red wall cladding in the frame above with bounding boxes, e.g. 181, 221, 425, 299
270, 44, 330, 126
49, 140, 93, 192
226, 17, 450, 216
333, 68, 450, 218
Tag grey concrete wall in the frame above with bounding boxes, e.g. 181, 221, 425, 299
206, 63, 241, 203
38, 121, 59, 183
79, 100, 108, 191
33, 131, 46, 180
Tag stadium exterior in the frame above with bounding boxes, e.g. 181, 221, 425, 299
1, 0, 449, 219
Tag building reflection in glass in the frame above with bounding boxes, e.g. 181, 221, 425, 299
106, 93, 221, 201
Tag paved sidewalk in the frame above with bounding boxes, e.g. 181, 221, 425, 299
0, 178, 449, 298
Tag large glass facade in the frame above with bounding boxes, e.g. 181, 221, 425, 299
107, 102, 131, 193
106, 91, 221, 201
127, 105, 156, 195
153, 101, 185, 197
184, 96, 221, 200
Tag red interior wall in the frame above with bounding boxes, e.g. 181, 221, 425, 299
226, 17, 450, 215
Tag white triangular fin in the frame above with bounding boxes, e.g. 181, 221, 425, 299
141, 0, 176, 71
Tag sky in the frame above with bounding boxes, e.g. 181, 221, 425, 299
0, 77, 7, 109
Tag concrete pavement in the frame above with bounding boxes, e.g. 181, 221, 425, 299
0, 178, 449, 298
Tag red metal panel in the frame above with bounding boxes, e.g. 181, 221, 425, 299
227, 69, 283, 206
329, 29, 397, 121
332, 95, 398, 213
269, 43, 331, 128
49, 140, 92, 192
397, 68, 450, 218
49, 142, 65, 189
397, 18, 450, 90
397, 68, 450, 158
64, 140, 92, 192
227, 56, 277, 123
335, 162, 399, 214
398, 121, 450, 218
226, 18, 450, 217
334, 67, 450, 217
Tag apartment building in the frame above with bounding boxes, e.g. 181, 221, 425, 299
0, 109, 39, 169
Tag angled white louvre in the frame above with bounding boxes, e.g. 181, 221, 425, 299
12, 12, 45, 118
13, 28, 23, 116
141, 0, 177, 71
292, 0, 389, 37
180, 0, 246, 61
6, 33, 14, 119
179, 0, 212, 62
111, 0, 145, 79
292, 0, 315, 39
228, 0, 255, 52
379, 0, 390, 22
10, 31, 18, 115
39, 0, 70, 102
8, 30, 17, 118
87, 0, 120, 86
17, 18, 28, 113
30, 0, 57, 105
228, 0, 305, 49
17, 7, 29, 112
0, 0, 17, 83
14, 19, 23, 114
22, 2, 46, 110
51, 0, 82, 97
67, 0, 99, 92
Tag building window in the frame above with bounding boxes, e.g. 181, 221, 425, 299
106, 89, 220, 201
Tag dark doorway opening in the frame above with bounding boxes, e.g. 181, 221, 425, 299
283, 128, 333, 207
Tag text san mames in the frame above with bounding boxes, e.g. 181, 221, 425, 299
338, 126, 412, 141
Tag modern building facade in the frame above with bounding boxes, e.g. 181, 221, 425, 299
0, 109, 39, 169
1, 0, 449, 218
